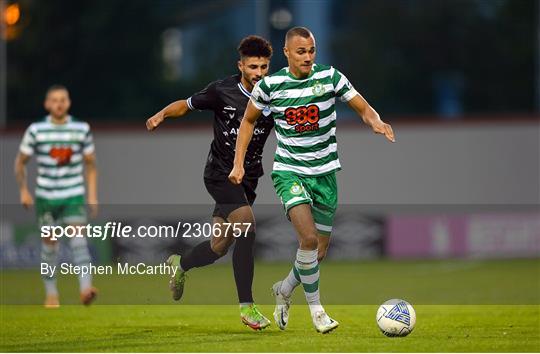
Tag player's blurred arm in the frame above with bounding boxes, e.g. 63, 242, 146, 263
84, 152, 98, 218
347, 94, 395, 143
146, 100, 191, 131
14, 152, 34, 208
229, 101, 262, 185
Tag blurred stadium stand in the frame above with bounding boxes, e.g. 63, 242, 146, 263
2, 0, 539, 124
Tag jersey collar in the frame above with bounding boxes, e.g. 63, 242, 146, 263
237, 81, 252, 98
46, 115, 72, 125
286, 63, 317, 80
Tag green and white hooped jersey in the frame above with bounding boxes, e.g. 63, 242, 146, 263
251, 64, 358, 176
19, 115, 94, 200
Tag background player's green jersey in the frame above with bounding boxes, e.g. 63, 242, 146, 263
251, 64, 357, 176
19, 115, 94, 201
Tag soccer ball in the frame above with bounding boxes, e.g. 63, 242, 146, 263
376, 299, 416, 337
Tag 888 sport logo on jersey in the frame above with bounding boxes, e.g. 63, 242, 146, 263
285, 104, 320, 134
49, 146, 73, 166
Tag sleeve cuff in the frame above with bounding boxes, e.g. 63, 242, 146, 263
83, 145, 95, 155
19, 145, 34, 156
250, 97, 266, 111
340, 88, 358, 102
186, 97, 195, 110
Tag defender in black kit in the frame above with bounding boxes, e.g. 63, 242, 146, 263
146, 35, 273, 330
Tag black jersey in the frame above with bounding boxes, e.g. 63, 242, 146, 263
187, 74, 274, 179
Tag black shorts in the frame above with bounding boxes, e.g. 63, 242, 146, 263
204, 176, 258, 220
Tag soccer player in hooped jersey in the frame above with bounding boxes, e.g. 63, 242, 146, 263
146, 35, 274, 330
15, 85, 99, 308
229, 27, 395, 333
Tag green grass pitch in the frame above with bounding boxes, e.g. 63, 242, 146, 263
1, 259, 539, 352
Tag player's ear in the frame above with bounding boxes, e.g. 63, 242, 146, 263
283, 46, 289, 59
237, 59, 243, 73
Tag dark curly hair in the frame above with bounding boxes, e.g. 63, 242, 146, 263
237, 35, 273, 59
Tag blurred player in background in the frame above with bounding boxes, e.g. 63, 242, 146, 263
229, 27, 395, 333
14, 85, 99, 308
146, 35, 274, 330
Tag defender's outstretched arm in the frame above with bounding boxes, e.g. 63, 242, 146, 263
146, 100, 191, 131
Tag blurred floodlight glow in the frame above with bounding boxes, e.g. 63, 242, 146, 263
270, 8, 292, 30
161, 28, 183, 80
4, 3, 20, 26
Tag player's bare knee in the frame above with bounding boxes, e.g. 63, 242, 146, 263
244, 220, 256, 233
210, 237, 232, 257
242, 222, 256, 234
300, 234, 318, 250
210, 242, 229, 257
229, 220, 255, 234
227, 207, 256, 233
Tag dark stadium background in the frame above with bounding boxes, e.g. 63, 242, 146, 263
2, 0, 538, 122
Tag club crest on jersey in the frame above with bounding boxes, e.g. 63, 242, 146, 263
290, 183, 302, 195
312, 81, 325, 97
